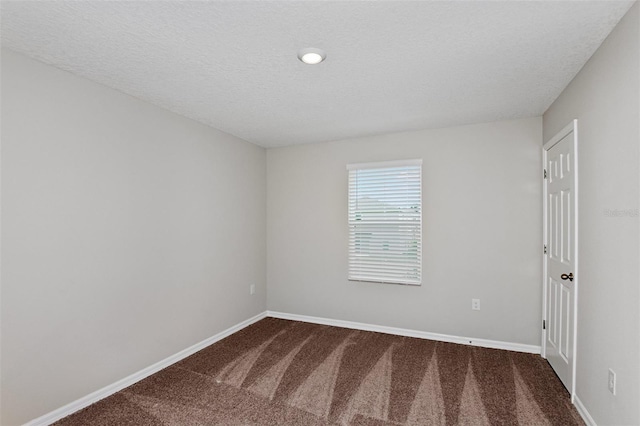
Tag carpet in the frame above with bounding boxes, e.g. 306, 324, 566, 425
55, 317, 584, 425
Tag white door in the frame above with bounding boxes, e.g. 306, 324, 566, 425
543, 120, 578, 399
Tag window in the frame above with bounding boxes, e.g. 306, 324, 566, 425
347, 159, 422, 285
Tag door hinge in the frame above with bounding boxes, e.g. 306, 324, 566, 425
543, 320, 546, 330
544, 244, 547, 254
544, 169, 547, 179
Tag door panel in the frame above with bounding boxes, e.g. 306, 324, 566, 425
548, 277, 558, 347
562, 189, 572, 264
560, 284, 570, 361
544, 123, 577, 397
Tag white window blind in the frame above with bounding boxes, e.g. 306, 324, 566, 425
347, 159, 422, 285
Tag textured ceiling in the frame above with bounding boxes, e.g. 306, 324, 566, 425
1, 1, 634, 147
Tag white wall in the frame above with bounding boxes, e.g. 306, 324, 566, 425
543, 3, 639, 425
0, 49, 266, 425
267, 117, 543, 346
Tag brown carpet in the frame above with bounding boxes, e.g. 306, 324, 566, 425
55, 318, 584, 425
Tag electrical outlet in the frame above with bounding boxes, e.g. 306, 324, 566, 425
472, 299, 480, 310
250, 284, 255, 295
608, 369, 616, 395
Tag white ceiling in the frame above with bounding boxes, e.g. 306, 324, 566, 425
1, 1, 634, 147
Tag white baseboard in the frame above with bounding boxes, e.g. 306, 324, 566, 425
573, 395, 596, 426
24, 311, 268, 426
24, 309, 543, 425
267, 311, 541, 354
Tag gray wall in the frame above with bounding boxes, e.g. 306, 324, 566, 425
543, 3, 639, 425
5, 4, 638, 422
267, 117, 543, 346
0, 49, 267, 425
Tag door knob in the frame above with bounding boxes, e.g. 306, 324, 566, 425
561, 273, 574, 282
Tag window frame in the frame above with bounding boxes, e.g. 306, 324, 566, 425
346, 159, 423, 286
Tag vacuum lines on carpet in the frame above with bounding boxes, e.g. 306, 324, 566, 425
56, 318, 583, 425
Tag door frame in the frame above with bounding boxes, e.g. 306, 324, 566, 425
541, 119, 579, 402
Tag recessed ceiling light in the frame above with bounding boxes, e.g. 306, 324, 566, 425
298, 47, 326, 65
